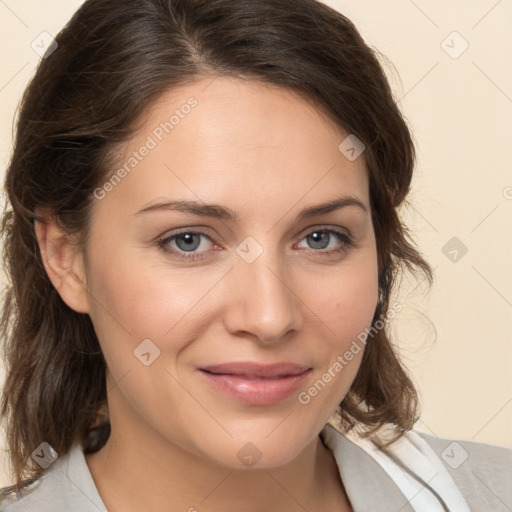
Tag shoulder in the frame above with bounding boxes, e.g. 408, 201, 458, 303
414, 430, 512, 510
0, 443, 107, 512
416, 430, 512, 470
0, 472, 51, 511
322, 421, 512, 511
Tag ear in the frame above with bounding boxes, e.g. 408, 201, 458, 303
34, 207, 90, 314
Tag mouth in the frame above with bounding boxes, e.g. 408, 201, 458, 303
199, 362, 311, 378
198, 362, 312, 405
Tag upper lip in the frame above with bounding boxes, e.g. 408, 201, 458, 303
199, 362, 311, 378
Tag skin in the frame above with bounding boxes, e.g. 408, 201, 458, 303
35, 76, 379, 512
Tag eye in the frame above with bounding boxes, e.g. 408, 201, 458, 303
295, 228, 356, 257
157, 231, 216, 262
157, 226, 356, 262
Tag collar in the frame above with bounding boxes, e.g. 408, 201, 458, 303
320, 422, 416, 511
319, 421, 471, 512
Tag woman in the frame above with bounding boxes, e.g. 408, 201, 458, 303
0, 0, 510, 511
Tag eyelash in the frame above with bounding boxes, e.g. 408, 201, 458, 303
156, 227, 357, 262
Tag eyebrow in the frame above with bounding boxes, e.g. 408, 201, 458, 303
134, 195, 369, 221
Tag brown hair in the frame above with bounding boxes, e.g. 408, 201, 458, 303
0, 0, 432, 496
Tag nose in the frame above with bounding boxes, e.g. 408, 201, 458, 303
222, 248, 303, 345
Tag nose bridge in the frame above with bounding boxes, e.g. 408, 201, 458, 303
225, 238, 302, 342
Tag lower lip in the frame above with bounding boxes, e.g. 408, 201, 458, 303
199, 369, 312, 405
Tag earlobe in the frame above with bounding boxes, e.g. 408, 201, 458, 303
34, 208, 90, 314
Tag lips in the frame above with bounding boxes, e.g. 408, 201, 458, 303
198, 362, 312, 405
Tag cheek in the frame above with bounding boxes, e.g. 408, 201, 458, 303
85, 243, 227, 374
86, 227, 193, 330
303, 255, 379, 405
310, 260, 379, 345
303, 267, 378, 400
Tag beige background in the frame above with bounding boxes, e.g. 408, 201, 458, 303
0, 0, 511, 487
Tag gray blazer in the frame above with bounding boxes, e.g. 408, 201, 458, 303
1, 426, 511, 511
323, 427, 512, 511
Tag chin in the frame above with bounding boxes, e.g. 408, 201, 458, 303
190, 427, 315, 470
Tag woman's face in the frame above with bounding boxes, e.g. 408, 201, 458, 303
84, 76, 379, 468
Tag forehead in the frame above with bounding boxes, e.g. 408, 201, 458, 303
96, 76, 369, 220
